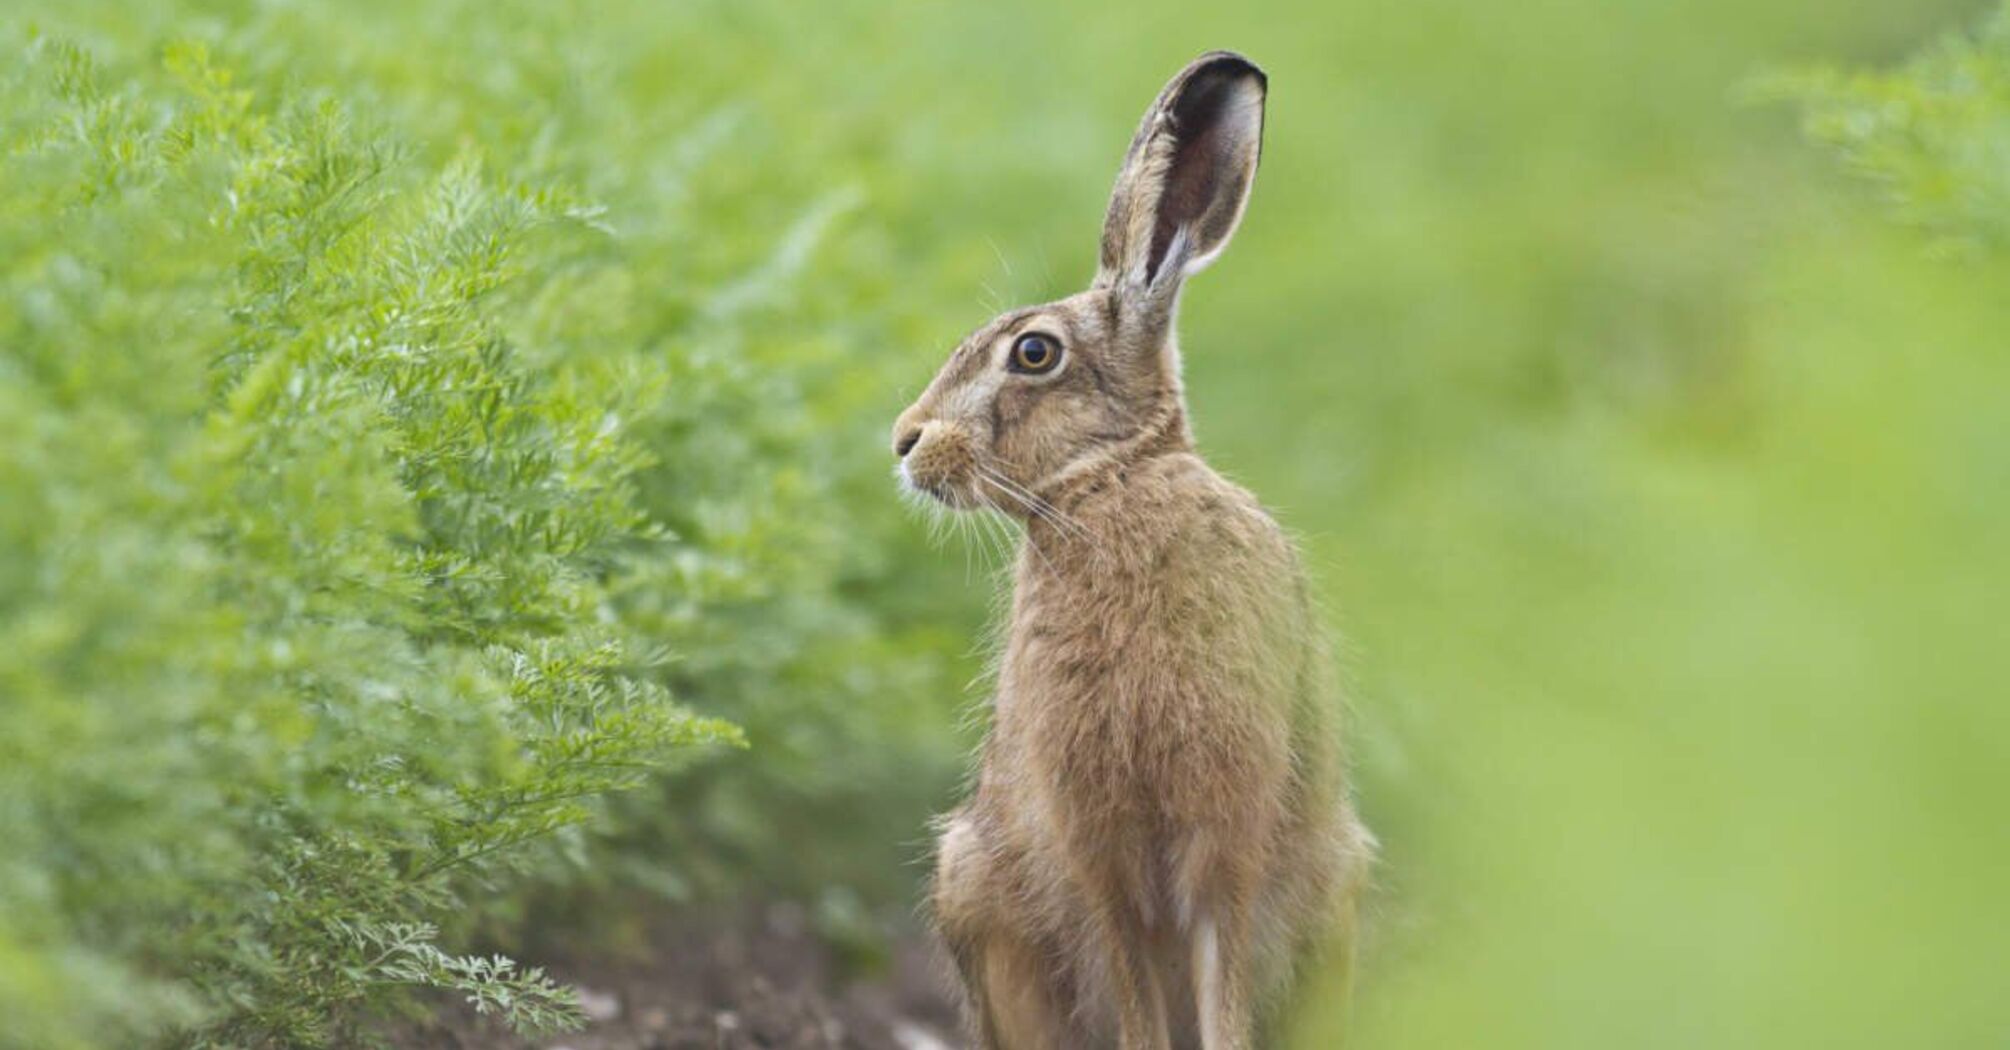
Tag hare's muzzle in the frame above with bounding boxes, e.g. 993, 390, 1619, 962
894, 419, 978, 507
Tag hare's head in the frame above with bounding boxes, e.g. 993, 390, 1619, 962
893, 51, 1266, 511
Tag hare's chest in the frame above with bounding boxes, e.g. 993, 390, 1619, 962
994, 578, 1210, 773
999, 573, 1161, 699
991, 540, 1300, 811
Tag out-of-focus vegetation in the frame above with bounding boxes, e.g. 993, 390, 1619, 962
2, 0, 2005, 1047
1778, 7, 2010, 253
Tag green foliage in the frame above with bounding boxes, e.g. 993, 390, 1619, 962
0, 31, 708, 1046
1770, 5, 2010, 254
0, 8, 964, 1044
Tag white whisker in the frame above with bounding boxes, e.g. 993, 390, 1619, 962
977, 466, 1091, 544
980, 496, 1036, 575
977, 475, 1064, 576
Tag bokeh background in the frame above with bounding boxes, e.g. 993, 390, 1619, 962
2, 0, 2005, 1047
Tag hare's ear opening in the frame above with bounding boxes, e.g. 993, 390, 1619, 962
1098, 52, 1267, 298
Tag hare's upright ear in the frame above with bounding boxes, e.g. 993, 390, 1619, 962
1097, 51, 1267, 302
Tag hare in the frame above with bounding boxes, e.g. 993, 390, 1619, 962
892, 52, 1373, 1050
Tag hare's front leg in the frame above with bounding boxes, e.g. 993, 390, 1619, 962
932, 812, 1072, 1050
1060, 845, 1171, 1050
1088, 893, 1171, 1050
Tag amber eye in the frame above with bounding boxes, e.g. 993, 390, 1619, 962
1009, 332, 1062, 374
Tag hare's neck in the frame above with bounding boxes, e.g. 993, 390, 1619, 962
1036, 403, 1192, 513
1018, 424, 1207, 573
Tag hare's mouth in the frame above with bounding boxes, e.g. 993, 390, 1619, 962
899, 461, 979, 510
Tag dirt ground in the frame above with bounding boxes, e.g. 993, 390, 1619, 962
390, 905, 965, 1050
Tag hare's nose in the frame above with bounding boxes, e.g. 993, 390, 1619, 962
894, 426, 923, 458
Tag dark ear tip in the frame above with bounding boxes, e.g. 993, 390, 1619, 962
1188, 50, 1266, 89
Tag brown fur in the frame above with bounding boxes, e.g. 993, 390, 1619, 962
892, 52, 1373, 1050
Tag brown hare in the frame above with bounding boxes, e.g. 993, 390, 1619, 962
892, 51, 1373, 1050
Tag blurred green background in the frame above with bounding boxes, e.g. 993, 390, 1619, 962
3, 0, 2006, 1047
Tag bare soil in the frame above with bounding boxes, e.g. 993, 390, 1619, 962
389, 906, 964, 1050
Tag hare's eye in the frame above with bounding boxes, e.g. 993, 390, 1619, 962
1009, 333, 1062, 375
